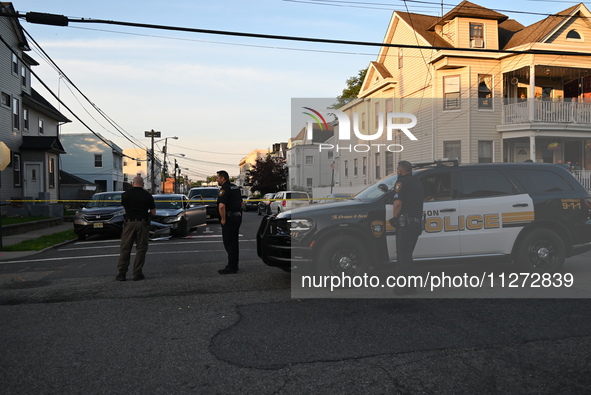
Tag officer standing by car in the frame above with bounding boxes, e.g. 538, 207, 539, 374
391, 160, 424, 295
216, 170, 243, 274
116, 176, 156, 281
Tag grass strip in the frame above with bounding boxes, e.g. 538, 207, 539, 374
2, 230, 77, 251
1, 216, 51, 226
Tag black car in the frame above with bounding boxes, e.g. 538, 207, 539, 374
188, 187, 220, 221
242, 197, 259, 212
257, 161, 591, 274
74, 191, 125, 240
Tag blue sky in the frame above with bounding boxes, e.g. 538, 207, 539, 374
11, 0, 585, 179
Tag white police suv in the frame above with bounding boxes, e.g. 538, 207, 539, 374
257, 160, 591, 274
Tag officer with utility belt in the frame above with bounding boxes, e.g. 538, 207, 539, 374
216, 170, 243, 274
390, 160, 424, 294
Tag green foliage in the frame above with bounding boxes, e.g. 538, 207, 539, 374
247, 155, 288, 195
0, 216, 50, 225
2, 230, 77, 251
331, 68, 368, 109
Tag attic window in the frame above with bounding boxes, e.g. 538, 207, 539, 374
566, 30, 582, 40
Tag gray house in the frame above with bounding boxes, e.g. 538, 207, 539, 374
0, 2, 70, 208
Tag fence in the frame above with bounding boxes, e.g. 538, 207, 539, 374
573, 170, 591, 192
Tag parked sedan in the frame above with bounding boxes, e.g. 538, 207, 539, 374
242, 197, 259, 212
151, 194, 206, 237
74, 191, 125, 240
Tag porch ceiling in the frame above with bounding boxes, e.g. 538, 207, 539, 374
505, 65, 591, 82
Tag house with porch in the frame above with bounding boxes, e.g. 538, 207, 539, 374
333, 1, 591, 191
1, 2, 70, 207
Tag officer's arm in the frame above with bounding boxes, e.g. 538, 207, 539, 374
393, 199, 402, 218
150, 208, 156, 216
218, 202, 226, 225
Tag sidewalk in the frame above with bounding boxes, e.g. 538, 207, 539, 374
0, 223, 74, 262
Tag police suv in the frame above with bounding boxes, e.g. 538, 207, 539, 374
257, 160, 591, 274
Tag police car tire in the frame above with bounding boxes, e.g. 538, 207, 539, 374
515, 228, 565, 273
316, 236, 367, 277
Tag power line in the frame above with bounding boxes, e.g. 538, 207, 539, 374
14, 11, 591, 56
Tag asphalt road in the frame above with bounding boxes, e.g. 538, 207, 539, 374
1, 210, 591, 394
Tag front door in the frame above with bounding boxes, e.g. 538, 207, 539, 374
24, 163, 42, 198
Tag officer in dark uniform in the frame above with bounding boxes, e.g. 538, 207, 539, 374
116, 176, 156, 281
390, 160, 424, 294
216, 170, 243, 274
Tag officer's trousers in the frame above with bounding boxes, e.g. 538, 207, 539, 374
222, 215, 242, 269
395, 222, 422, 277
117, 221, 149, 276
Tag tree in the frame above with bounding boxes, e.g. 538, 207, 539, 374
331, 67, 368, 108
247, 155, 287, 195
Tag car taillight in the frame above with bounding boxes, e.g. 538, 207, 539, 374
585, 198, 591, 218
282, 200, 286, 207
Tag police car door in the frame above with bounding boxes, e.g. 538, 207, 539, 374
386, 170, 461, 260
458, 168, 533, 256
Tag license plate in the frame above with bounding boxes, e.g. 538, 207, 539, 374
93, 223, 104, 228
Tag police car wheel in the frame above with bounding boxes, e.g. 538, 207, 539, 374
316, 236, 367, 277
515, 228, 565, 273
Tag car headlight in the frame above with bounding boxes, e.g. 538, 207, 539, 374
110, 209, 126, 221
288, 219, 315, 232
75, 211, 84, 219
163, 215, 182, 224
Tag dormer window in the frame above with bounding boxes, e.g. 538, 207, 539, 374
470, 23, 484, 48
566, 29, 582, 40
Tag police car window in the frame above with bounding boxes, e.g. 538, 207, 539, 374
421, 172, 453, 201
511, 169, 574, 192
460, 170, 515, 198
355, 174, 399, 201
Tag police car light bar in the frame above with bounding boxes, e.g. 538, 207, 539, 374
412, 158, 459, 169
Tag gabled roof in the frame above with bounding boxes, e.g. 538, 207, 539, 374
59, 170, 94, 186
396, 12, 452, 48
293, 125, 334, 145
0, 2, 30, 50
428, 0, 508, 30
22, 88, 70, 123
503, 3, 582, 49
20, 136, 66, 154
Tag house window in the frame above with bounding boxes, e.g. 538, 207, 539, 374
398, 47, 403, 69
12, 98, 19, 130
95, 154, 103, 168
444, 141, 461, 162
1, 92, 10, 107
375, 153, 381, 179
13, 153, 22, 187
385, 151, 394, 175
23, 108, 29, 130
344, 160, 348, 177
305, 155, 314, 165
478, 74, 493, 109
328, 151, 333, 160
478, 141, 493, 163
361, 112, 366, 131
374, 102, 380, 128
137, 160, 141, 166
306, 178, 313, 188
12, 53, 18, 74
363, 157, 367, 176
49, 158, 55, 188
124, 174, 129, 183
21, 65, 26, 87
566, 30, 581, 40
354, 158, 358, 176
38, 119, 44, 134
443, 75, 461, 110
470, 23, 484, 48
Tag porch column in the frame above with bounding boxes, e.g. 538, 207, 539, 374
529, 134, 536, 162
529, 65, 536, 122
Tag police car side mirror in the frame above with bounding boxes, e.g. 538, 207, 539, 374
378, 184, 389, 193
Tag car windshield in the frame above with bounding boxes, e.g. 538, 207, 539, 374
189, 189, 219, 200
355, 174, 400, 201
154, 197, 183, 210
86, 193, 123, 208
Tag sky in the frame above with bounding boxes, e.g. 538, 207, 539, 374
8, 0, 587, 180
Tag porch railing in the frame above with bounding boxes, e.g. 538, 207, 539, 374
573, 170, 591, 192
503, 101, 591, 125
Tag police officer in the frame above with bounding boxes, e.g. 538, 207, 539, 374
116, 176, 156, 281
216, 170, 243, 274
391, 160, 424, 294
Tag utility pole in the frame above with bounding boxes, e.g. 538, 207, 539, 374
145, 129, 161, 193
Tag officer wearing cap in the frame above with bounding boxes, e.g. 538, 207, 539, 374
390, 160, 424, 294
216, 170, 243, 274
116, 176, 156, 281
